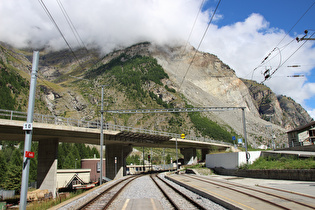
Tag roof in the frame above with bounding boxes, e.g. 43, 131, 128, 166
57, 169, 91, 173
65, 174, 86, 188
287, 121, 315, 133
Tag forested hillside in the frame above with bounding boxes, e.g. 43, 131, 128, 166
0, 58, 29, 110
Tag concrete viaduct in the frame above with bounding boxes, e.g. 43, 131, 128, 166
0, 109, 232, 195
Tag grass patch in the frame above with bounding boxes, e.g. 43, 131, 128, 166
240, 156, 315, 170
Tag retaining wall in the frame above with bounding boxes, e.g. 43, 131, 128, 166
213, 167, 315, 181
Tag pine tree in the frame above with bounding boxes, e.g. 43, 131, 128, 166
3, 150, 22, 193
0, 151, 7, 188
90, 147, 100, 158
29, 143, 38, 183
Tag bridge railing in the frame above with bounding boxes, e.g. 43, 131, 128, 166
0, 109, 231, 145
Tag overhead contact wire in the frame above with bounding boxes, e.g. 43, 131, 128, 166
262, 31, 315, 83
179, 0, 221, 90
251, 1, 315, 81
174, 0, 206, 76
56, 0, 88, 53
38, 0, 85, 71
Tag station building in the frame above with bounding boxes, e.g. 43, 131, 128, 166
287, 121, 315, 147
81, 158, 106, 182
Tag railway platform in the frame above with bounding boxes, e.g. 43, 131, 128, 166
166, 173, 315, 209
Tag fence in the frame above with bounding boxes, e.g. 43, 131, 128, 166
0, 109, 230, 146
0, 189, 15, 200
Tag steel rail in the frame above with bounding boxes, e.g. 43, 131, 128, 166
150, 174, 207, 210
257, 184, 315, 200
155, 174, 207, 210
150, 174, 181, 210
77, 175, 139, 210
184, 174, 315, 209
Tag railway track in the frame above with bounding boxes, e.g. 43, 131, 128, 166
77, 175, 140, 210
168, 174, 315, 210
150, 173, 208, 210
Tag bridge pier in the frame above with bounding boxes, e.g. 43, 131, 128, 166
201, 148, 209, 162
105, 144, 132, 180
180, 148, 198, 165
37, 138, 58, 197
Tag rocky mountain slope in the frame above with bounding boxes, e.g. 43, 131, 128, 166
0, 42, 312, 148
241, 79, 312, 130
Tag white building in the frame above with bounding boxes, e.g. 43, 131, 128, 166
206, 151, 261, 169
56, 169, 91, 189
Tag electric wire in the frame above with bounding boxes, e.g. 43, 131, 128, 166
174, 0, 206, 76
250, 1, 315, 81
56, 0, 89, 53
179, 0, 221, 90
249, 38, 294, 78
55, 0, 100, 70
36, 0, 95, 119
38, 0, 111, 123
275, 2, 315, 48
261, 31, 315, 83
38, 0, 86, 71
186, 0, 206, 47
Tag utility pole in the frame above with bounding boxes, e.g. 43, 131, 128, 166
176, 137, 178, 170
20, 51, 39, 210
296, 30, 315, 42
242, 108, 249, 164
99, 86, 104, 185
142, 147, 145, 172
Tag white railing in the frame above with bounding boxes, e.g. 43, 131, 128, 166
0, 109, 231, 146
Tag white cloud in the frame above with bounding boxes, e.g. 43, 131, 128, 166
198, 13, 315, 117
1, 0, 315, 118
0, 0, 209, 51
307, 109, 315, 120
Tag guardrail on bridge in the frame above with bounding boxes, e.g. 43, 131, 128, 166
0, 109, 231, 146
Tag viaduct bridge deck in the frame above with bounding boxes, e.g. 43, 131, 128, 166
0, 109, 231, 150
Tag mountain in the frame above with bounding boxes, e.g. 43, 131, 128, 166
241, 79, 312, 130
0, 42, 312, 148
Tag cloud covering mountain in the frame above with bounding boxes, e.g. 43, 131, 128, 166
1, 0, 314, 119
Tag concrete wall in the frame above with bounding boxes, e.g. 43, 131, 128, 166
206, 151, 261, 169
37, 139, 58, 196
213, 168, 315, 181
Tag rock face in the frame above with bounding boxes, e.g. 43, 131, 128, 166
140, 43, 311, 145
241, 79, 312, 130
0, 42, 312, 147
277, 95, 313, 130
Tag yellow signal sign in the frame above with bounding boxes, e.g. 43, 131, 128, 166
181, 133, 185, 139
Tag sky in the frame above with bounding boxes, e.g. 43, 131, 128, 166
0, 0, 315, 119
